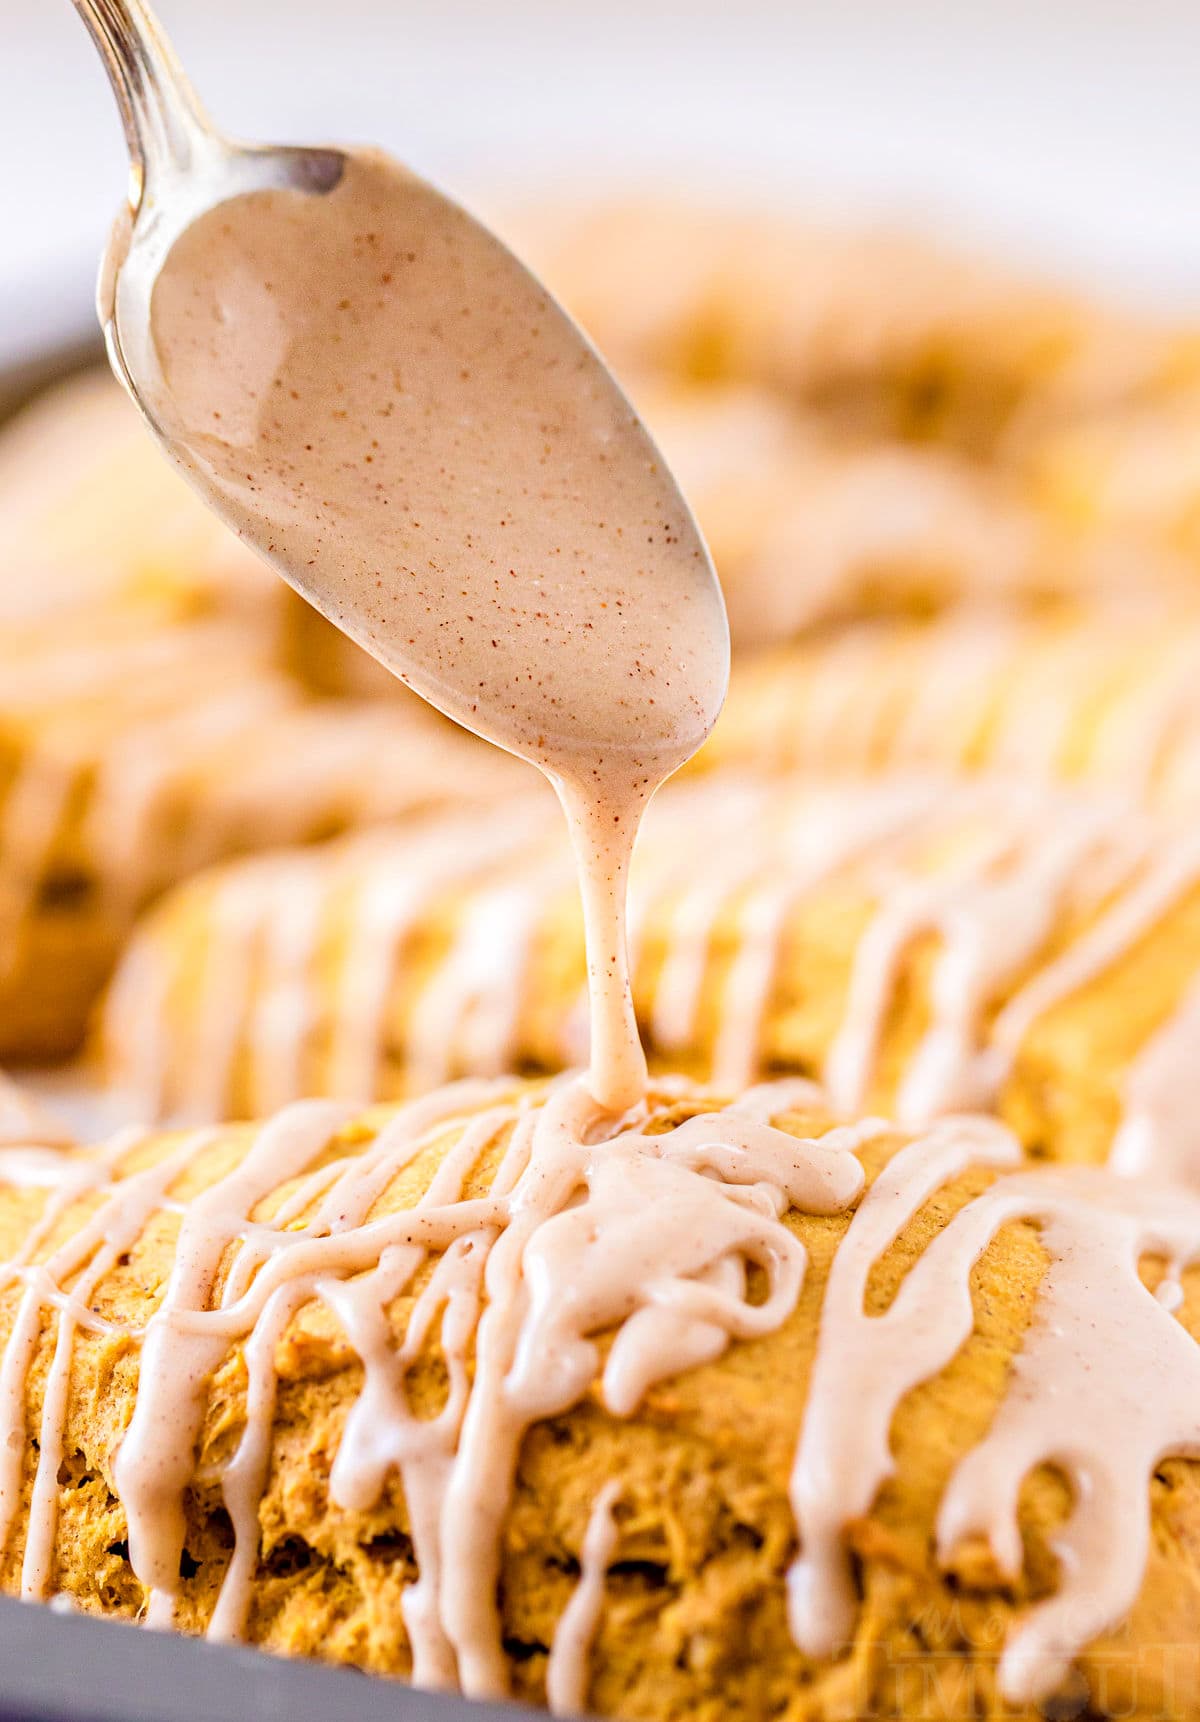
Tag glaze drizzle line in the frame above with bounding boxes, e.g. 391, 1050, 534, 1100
104, 773, 1200, 1185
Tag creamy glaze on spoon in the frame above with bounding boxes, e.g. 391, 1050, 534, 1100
118, 151, 726, 1111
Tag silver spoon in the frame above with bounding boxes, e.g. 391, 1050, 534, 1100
71, 0, 727, 762
74, 1, 350, 401
74, 0, 728, 1115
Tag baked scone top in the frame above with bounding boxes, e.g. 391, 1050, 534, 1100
2, 1076, 1199, 1718
102, 771, 1200, 1186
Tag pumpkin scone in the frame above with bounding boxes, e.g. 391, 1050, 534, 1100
0, 371, 273, 628
695, 603, 1200, 813
1016, 389, 1200, 568
628, 379, 1196, 645
515, 200, 1197, 451
0, 616, 525, 1063
0, 368, 431, 702
2, 1077, 1199, 1720
96, 772, 1200, 1185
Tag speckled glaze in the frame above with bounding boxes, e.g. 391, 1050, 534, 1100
143, 150, 727, 1109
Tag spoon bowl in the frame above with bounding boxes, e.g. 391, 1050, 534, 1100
75, 0, 729, 1112
75, 0, 729, 778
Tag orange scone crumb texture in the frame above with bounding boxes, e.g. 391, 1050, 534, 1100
0, 1081, 1198, 1719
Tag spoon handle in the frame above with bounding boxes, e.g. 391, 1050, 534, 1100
70, 0, 212, 199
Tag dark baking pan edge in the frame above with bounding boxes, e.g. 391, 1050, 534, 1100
0, 329, 103, 426
0, 1593, 542, 1722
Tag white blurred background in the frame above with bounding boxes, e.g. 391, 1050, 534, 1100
3, 0, 1200, 368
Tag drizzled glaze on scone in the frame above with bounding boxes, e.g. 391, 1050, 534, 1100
105, 773, 1200, 1186
702, 605, 1200, 812
2, 1087, 1200, 1711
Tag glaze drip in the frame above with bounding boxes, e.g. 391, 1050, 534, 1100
544, 1481, 621, 1716
791, 1140, 1200, 1704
